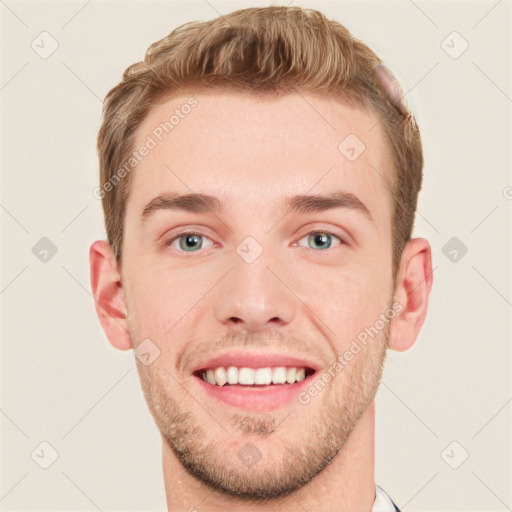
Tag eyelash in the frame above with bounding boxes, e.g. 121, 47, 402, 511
164, 230, 345, 254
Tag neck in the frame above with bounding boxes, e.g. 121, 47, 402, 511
162, 402, 376, 512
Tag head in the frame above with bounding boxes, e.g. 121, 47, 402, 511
91, 5, 432, 502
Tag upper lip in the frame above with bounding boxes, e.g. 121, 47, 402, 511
191, 351, 323, 374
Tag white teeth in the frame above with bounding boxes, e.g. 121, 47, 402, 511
226, 366, 238, 384
205, 369, 215, 385
254, 367, 272, 385
272, 366, 287, 384
214, 367, 227, 386
201, 366, 310, 386
238, 367, 255, 385
286, 367, 297, 384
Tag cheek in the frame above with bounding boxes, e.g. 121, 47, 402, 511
124, 262, 210, 337
294, 259, 390, 340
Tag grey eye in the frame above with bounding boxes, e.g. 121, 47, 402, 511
297, 232, 342, 250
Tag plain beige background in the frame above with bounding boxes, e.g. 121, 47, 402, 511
1, 0, 511, 510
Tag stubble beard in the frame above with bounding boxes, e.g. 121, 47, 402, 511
134, 322, 389, 502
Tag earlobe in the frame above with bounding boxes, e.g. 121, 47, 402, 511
388, 238, 433, 352
89, 240, 133, 351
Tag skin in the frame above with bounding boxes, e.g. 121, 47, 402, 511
90, 91, 432, 512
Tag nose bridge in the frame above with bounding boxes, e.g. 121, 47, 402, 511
212, 235, 296, 330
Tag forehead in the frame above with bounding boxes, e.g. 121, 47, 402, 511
127, 91, 392, 227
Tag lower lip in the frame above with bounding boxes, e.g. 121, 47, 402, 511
193, 374, 315, 412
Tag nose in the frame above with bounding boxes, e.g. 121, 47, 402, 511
212, 249, 296, 332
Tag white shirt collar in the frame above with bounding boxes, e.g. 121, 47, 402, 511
372, 485, 398, 512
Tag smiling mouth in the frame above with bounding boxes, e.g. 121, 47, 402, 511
193, 366, 316, 387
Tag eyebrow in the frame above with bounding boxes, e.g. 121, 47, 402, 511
284, 191, 374, 222
141, 192, 222, 219
140, 191, 374, 223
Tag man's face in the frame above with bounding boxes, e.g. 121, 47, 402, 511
121, 91, 395, 498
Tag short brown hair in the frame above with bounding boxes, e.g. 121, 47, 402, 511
97, 6, 423, 280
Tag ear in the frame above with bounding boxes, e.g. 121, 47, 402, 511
89, 240, 133, 351
389, 237, 433, 352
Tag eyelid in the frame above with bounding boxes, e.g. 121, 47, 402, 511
163, 230, 216, 247
159, 224, 216, 243
294, 230, 345, 249
163, 226, 350, 254
294, 224, 352, 246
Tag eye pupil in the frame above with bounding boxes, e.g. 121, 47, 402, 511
309, 232, 332, 250
172, 230, 339, 254
180, 234, 202, 251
